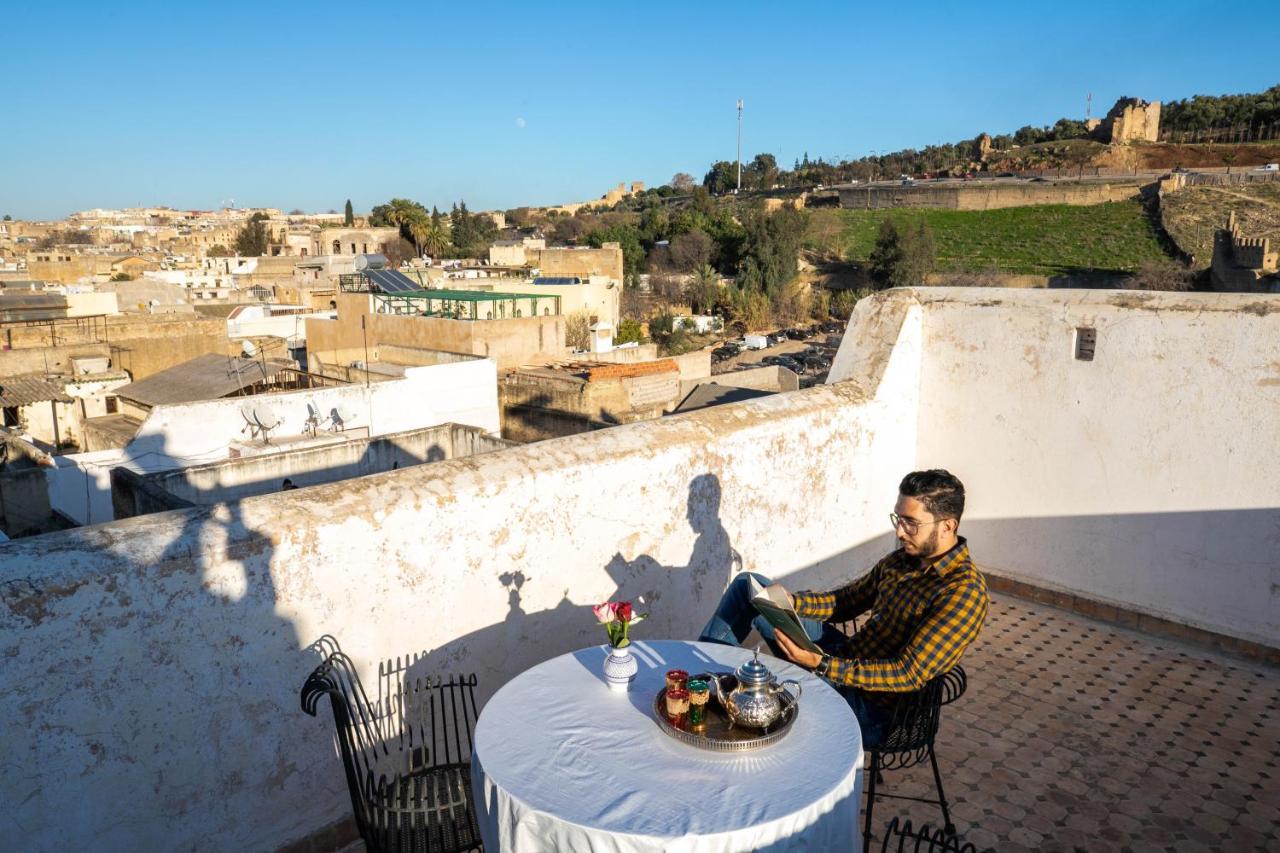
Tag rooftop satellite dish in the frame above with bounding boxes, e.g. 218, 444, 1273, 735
241, 340, 258, 358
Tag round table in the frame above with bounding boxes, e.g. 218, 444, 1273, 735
471, 640, 863, 852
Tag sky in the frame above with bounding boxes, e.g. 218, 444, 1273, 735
2, 0, 1277, 220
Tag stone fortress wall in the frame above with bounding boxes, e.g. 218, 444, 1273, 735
837, 178, 1146, 211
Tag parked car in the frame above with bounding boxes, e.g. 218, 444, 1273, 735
774, 356, 804, 373
784, 327, 807, 340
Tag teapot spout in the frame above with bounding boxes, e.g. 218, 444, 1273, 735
710, 673, 727, 706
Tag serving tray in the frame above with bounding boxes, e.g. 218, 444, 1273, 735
652, 672, 798, 753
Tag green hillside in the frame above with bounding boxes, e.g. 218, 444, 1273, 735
810, 201, 1172, 276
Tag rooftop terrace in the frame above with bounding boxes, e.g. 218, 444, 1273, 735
1, 288, 1277, 851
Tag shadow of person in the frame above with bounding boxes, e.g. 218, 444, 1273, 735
604, 473, 742, 637
353, 474, 744, 724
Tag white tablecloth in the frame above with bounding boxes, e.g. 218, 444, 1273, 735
472, 640, 863, 852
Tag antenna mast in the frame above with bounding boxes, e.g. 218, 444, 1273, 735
736, 99, 744, 193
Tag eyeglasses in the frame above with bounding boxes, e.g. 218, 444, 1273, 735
889, 512, 946, 536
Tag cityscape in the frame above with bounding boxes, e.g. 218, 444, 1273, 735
1, 3, 1278, 852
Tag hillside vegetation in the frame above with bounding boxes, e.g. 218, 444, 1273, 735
1160, 182, 1280, 268
807, 201, 1171, 276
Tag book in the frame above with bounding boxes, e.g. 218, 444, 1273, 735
748, 577, 822, 654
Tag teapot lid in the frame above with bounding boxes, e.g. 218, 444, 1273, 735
736, 647, 772, 685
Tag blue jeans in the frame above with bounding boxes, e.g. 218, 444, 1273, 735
698, 572, 892, 748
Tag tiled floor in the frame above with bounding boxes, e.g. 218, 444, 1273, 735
861, 593, 1280, 852
330, 591, 1278, 853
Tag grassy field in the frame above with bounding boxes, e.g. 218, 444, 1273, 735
808, 201, 1173, 275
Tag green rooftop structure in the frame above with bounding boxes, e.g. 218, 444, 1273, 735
339, 269, 562, 320
372, 288, 561, 321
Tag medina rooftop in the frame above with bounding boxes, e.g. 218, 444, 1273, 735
1, 287, 1277, 852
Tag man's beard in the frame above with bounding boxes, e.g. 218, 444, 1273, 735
906, 528, 940, 561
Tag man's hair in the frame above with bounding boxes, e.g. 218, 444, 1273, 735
900, 469, 965, 521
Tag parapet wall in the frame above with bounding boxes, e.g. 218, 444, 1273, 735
0, 293, 921, 850
836, 179, 1144, 211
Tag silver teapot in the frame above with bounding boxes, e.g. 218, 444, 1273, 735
710, 648, 802, 729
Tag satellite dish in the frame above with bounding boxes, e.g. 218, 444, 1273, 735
241, 340, 258, 357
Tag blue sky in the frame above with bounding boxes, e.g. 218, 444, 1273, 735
2, 0, 1277, 220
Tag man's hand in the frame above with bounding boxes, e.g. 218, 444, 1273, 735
773, 630, 823, 670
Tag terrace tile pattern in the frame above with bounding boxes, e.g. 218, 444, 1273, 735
328, 591, 1279, 853
862, 593, 1280, 852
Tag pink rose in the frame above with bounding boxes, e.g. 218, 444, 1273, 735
592, 603, 615, 624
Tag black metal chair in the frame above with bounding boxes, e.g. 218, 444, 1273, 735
301, 646, 483, 853
879, 817, 980, 852
863, 665, 967, 850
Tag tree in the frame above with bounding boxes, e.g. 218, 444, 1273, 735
3, 214, 12, 221
868, 218, 935, 289
1221, 149, 1239, 175
344, 199, 354, 227
207, 244, 233, 257
586, 223, 645, 276
684, 264, 721, 314
565, 310, 592, 351
382, 237, 417, 267
289, 208, 305, 215
671, 172, 696, 192
668, 229, 713, 272
747, 153, 779, 189
614, 317, 645, 345
109, 272, 133, 282
234, 215, 269, 256
703, 161, 739, 195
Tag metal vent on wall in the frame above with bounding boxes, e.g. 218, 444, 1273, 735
1075, 327, 1097, 361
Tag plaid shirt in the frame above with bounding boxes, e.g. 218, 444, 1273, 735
793, 538, 987, 693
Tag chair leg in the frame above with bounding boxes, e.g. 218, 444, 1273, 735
863, 750, 879, 850
927, 745, 954, 835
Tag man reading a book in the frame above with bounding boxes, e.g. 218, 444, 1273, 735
697, 469, 988, 746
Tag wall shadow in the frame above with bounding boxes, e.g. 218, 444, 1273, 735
0, 428, 313, 850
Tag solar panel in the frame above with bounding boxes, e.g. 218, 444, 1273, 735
365, 269, 418, 293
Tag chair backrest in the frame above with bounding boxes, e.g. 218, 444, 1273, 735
880, 817, 980, 852
874, 665, 967, 770
302, 648, 482, 847
301, 650, 393, 830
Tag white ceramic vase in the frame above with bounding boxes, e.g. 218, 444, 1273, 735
603, 645, 638, 692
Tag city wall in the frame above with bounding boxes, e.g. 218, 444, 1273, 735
3, 289, 1279, 850
836, 179, 1145, 211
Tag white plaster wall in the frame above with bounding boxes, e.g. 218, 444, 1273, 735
913, 288, 1280, 646
0, 302, 919, 851
130, 357, 499, 464
45, 360, 499, 526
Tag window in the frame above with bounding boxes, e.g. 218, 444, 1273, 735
105, 396, 118, 414
1074, 327, 1097, 361
362, 243, 368, 254
332, 240, 341, 253
350, 243, 356, 254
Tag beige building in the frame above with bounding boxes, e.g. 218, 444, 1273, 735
307, 289, 567, 370
313, 227, 400, 258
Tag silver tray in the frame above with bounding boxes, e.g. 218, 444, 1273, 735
652, 672, 798, 753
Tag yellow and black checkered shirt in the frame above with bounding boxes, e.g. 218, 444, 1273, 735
793, 537, 987, 693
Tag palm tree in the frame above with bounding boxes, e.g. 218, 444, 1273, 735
422, 222, 451, 259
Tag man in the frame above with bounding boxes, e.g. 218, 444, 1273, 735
698, 469, 988, 746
